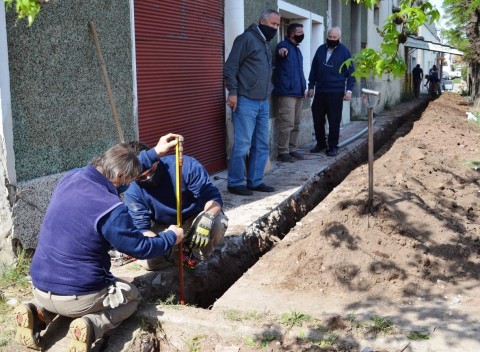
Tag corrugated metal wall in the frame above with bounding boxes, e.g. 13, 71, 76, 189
134, 0, 226, 173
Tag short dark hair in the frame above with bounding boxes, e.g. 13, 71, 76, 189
287, 23, 303, 37
127, 141, 150, 155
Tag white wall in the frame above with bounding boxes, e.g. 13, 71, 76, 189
0, 3, 15, 267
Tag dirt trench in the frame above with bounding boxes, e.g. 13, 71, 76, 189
127, 99, 430, 308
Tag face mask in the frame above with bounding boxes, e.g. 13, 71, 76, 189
327, 39, 340, 48
136, 166, 162, 190
293, 34, 304, 44
258, 24, 277, 42
116, 183, 129, 194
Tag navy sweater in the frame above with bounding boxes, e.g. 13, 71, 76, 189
30, 164, 176, 295
125, 155, 222, 230
273, 37, 306, 97
308, 43, 356, 93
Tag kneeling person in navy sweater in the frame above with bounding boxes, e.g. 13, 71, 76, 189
125, 141, 228, 270
13, 134, 182, 352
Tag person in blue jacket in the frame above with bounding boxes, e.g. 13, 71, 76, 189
273, 23, 307, 163
124, 141, 228, 271
308, 27, 356, 157
13, 134, 182, 352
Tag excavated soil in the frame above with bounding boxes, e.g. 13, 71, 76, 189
269, 92, 480, 304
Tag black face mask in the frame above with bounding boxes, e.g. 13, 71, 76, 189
258, 24, 277, 42
293, 34, 304, 44
136, 166, 162, 190
327, 39, 340, 48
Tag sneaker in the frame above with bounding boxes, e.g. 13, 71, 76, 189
227, 185, 253, 196
247, 183, 275, 192
326, 147, 339, 157
310, 145, 328, 153
67, 317, 95, 352
278, 153, 295, 163
14, 303, 47, 350
289, 151, 305, 160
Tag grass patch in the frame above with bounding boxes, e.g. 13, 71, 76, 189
245, 334, 276, 349
463, 160, 480, 171
281, 310, 311, 331
224, 309, 267, 322
407, 330, 430, 340
186, 336, 204, 352
0, 249, 31, 289
370, 315, 394, 335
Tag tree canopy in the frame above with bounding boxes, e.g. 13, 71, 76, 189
346, 0, 440, 79
3, 0, 43, 26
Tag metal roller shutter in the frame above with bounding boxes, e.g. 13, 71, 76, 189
134, 0, 226, 173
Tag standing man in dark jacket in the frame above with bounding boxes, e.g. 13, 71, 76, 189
308, 27, 356, 157
412, 64, 423, 98
273, 23, 307, 163
13, 134, 182, 352
223, 8, 280, 196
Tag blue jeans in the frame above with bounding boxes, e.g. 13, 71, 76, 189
228, 96, 270, 188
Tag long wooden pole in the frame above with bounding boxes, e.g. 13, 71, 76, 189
176, 136, 185, 304
88, 21, 125, 143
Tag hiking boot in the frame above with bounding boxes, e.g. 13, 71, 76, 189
278, 153, 295, 163
289, 151, 305, 160
326, 147, 339, 157
310, 144, 328, 153
14, 303, 47, 350
67, 317, 95, 352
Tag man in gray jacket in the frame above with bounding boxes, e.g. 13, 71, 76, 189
223, 8, 280, 196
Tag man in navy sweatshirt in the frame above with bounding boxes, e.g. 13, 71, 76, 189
308, 27, 356, 157
273, 23, 307, 163
13, 134, 182, 352
124, 141, 228, 270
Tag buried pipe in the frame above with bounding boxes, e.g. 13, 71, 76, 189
131, 100, 429, 308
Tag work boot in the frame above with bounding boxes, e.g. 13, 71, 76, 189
278, 153, 295, 163
289, 151, 305, 160
67, 317, 95, 352
14, 303, 47, 350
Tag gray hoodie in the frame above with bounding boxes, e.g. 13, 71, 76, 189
223, 24, 274, 100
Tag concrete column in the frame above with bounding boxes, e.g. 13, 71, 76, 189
351, 3, 362, 96
224, 0, 245, 157
330, 0, 342, 28
224, 0, 244, 60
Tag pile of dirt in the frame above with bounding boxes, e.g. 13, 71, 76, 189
267, 92, 479, 304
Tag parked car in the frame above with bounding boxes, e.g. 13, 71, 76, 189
450, 69, 462, 79
442, 79, 454, 91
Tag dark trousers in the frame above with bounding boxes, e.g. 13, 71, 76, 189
413, 79, 421, 98
311, 92, 344, 149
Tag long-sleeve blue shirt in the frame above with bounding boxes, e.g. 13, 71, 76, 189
125, 154, 222, 231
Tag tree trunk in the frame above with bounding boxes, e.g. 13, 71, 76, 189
466, 7, 480, 106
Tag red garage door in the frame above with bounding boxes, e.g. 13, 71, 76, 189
134, 0, 226, 173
